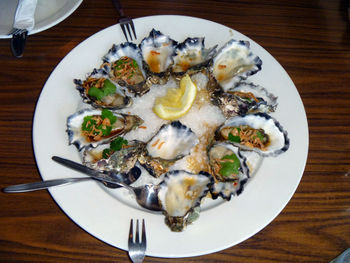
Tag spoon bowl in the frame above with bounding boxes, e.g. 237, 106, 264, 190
2, 156, 162, 211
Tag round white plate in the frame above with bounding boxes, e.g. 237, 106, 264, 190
33, 15, 308, 258
0, 0, 82, 38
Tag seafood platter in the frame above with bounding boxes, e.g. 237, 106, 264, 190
65, 28, 290, 232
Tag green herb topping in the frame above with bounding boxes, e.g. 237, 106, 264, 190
102, 137, 128, 159
81, 109, 117, 140
219, 153, 241, 177
88, 79, 116, 101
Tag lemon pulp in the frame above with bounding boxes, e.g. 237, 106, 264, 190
153, 74, 197, 120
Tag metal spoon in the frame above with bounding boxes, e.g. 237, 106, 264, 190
2, 156, 162, 211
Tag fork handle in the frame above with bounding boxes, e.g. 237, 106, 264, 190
112, 0, 124, 17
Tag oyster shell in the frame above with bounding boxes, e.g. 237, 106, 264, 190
216, 113, 289, 156
138, 121, 199, 177
102, 42, 150, 96
212, 82, 278, 118
210, 39, 262, 91
208, 142, 250, 200
74, 68, 132, 109
82, 139, 145, 174
67, 108, 143, 151
158, 170, 213, 232
139, 29, 177, 84
171, 37, 217, 76
208, 142, 250, 182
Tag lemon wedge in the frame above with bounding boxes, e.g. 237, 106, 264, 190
153, 74, 197, 120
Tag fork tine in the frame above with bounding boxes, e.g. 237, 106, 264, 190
135, 219, 140, 243
125, 23, 133, 41
128, 218, 134, 246
130, 20, 137, 40
141, 219, 146, 245
120, 24, 129, 42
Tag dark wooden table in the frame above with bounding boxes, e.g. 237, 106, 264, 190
1, 1, 350, 262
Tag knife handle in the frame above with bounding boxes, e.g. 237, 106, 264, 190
2, 177, 91, 193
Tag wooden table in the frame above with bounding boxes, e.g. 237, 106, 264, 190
1, 1, 349, 262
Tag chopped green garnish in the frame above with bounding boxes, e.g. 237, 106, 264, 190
81, 110, 117, 138
88, 79, 116, 101
256, 130, 265, 141
82, 116, 95, 131
101, 109, 117, 124
132, 60, 138, 68
88, 87, 105, 100
114, 59, 124, 68
219, 153, 241, 177
103, 79, 116, 94
110, 137, 128, 151
228, 132, 241, 143
102, 137, 128, 159
100, 125, 112, 136
102, 148, 113, 159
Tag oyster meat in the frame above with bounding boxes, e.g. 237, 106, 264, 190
158, 170, 213, 232
216, 113, 289, 156
67, 108, 143, 151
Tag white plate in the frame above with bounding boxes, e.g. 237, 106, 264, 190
33, 15, 308, 258
0, 0, 82, 38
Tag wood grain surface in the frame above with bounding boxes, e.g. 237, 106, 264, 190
1, 0, 350, 262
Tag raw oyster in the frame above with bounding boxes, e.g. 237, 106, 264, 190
138, 121, 199, 177
171, 37, 217, 76
216, 113, 289, 156
74, 68, 132, 109
210, 39, 262, 91
158, 170, 213, 232
212, 82, 278, 117
139, 29, 177, 84
82, 138, 144, 174
208, 142, 250, 200
67, 108, 143, 151
102, 42, 150, 96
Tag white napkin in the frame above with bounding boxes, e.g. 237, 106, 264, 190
13, 0, 38, 31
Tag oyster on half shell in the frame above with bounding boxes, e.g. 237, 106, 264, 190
74, 68, 132, 109
138, 121, 199, 177
212, 82, 278, 118
139, 29, 177, 84
82, 139, 145, 175
210, 39, 262, 91
158, 170, 214, 232
102, 42, 150, 96
171, 37, 217, 76
67, 108, 143, 151
208, 142, 250, 200
216, 113, 289, 156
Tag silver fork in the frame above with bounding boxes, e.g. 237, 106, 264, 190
112, 0, 137, 41
128, 219, 146, 263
